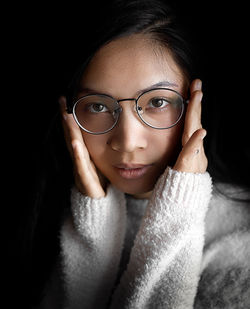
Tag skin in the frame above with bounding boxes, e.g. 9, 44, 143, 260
60, 34, 207, 199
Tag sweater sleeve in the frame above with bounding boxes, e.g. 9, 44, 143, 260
110, 167, 212, 309
60, 184, 127, 309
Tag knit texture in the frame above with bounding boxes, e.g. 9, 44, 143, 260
39, 167, 250, 308
61, 185, 127, 309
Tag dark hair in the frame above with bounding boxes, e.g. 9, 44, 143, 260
66, 0, 195, 105
13, 0, 249, 307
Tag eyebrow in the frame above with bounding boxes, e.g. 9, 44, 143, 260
137, 81, 178, 95
79, 80, 178, 98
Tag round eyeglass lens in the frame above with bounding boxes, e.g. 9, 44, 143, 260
136, 89, 184, 129
73, 95, 120, 134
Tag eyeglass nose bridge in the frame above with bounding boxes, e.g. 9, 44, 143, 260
117, 97, 137, 105
116, 97, 143, 114
112, 98, 146, 125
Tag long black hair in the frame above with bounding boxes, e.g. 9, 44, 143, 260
12, 0, 249, 307
65, 0, 195, 105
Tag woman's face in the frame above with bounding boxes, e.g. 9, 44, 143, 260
78, 35, 187, 198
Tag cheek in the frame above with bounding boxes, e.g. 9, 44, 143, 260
82, 120, 183, 172
150, 123, 183, 166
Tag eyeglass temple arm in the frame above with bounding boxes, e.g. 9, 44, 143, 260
66, 105, 73, 114
65, 95, 73, 114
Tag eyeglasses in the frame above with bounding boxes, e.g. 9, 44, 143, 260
67, 88, 188, 135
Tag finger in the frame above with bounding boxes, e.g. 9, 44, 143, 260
59, 97, 95, 175
190, 78, 202, 93
59, 96, 106, 198
59, 96, 73, 157
59, 99, 98, 185
59, 96, 85, 158
174, 128, 207, 173
72, 138, 106, 198
59, 96, 83, 140
181, 128, 206, 157
71, 139, 91, 177
182, 79, 203, 146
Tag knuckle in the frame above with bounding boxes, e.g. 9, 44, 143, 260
71, 141, 82, 159
193, 89, 203, 97
180, 154, 190, 167
71, 139, 80, 150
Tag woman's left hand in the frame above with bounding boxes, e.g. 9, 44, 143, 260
173, 79, 208, 174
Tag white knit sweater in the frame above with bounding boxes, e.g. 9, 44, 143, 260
40, 167, 250, 308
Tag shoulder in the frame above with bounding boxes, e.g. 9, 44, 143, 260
204, 182, 250, 247
196, 183, 250, 308
203, 182, 250, 264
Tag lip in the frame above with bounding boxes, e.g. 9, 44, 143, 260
113, 163, 153, 179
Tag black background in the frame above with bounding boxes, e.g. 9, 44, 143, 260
6, 1, 249, 306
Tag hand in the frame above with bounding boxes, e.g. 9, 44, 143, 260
173, 79, 208, 174
59, 96, 106, 198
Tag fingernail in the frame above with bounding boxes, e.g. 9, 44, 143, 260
195, 79, 202, 91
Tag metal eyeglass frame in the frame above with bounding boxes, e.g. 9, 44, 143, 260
66, 87, 188, 135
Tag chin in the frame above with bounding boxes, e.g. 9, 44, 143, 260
111, 178, 156, 197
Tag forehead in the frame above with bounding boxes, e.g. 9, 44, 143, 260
80, 34, 185, 97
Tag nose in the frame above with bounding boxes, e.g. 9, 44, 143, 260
107, 102, 148, 153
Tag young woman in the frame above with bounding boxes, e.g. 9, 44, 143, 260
27, 1, 249, 308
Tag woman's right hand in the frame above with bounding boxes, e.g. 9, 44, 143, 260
59, 96, 106, 199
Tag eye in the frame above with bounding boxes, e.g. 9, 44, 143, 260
148, 98, 170, 109
88, 103, 109, 113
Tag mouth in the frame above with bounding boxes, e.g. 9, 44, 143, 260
113, 163, 153, 180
